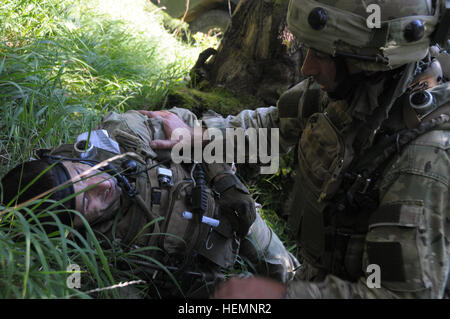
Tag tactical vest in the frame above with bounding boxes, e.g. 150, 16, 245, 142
278, 78, 450, 282
36, 111, 240, 272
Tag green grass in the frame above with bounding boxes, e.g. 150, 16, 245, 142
0, 0, 208, 172
0, 0, 295, 298
242, 152, 298, 255
0, 205, 114, 298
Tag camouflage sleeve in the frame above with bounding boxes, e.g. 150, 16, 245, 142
202, 106, 279, 131
100, 107, 199, 140
202, 106, 296, 155
200, 78, 321, 157
99, 110, 158, 158
166, 106, 199, 127
286, 128, 450, 299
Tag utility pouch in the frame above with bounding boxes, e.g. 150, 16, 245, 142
298, 112, 348, 200
160, 163, 238, 268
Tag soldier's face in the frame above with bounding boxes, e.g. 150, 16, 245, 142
62, 161, 122, 226
301, 48, 339, 93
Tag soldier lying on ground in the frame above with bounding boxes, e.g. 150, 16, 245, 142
1, 107, 299, 298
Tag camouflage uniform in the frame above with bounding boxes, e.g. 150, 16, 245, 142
202, 0, 450, 298
40, 107, 298, 293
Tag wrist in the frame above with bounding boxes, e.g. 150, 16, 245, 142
190, 126, 210, 146
212, 174, 246, 194
212, 173, 233, 184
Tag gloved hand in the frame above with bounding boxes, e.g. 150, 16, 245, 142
218, 186, 256, 239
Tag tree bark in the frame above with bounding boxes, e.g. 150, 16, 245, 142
191, 0, 304, 105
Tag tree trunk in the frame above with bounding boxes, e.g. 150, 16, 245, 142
191, 0, 304, 105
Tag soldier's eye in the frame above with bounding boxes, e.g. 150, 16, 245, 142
73, 165, 90, 213
82, 193, 89, 213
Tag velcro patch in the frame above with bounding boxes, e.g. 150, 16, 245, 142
151, 187, 161, 206
369, 203, 423, 229
366, 241, 406, 282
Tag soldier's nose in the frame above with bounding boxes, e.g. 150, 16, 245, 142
301, 49, 320, 78
89, 179, 112, 200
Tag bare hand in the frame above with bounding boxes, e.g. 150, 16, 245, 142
213, 277, 287, 299
138, 110, 194, 149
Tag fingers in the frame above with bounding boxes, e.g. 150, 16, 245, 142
138, 110, 173, 118
138, 110, 152, 117
140, 110, 191, 150
212, 277, 287, 299
213, 277, 242, 299
149, 139, 181, 149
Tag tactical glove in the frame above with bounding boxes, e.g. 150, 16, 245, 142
215, 175, 256, 239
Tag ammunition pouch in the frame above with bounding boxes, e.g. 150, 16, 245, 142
158, 163, 239, 269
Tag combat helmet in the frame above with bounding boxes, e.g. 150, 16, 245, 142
287, 0, 450, 71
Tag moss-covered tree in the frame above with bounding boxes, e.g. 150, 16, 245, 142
190, 0, 304, 105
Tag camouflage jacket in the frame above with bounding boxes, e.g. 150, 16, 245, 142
88, 108, 298, 283
202, 77, 450, 298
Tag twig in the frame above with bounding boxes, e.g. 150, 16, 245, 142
175, 0, 190, 36
66, 280, 146, 298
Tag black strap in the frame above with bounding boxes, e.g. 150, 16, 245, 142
352, 110, 450, 177
368, 203, 422, 228
44, 156, 76, 211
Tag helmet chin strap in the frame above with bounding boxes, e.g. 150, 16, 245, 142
336, 51, 389, 65
44, 156, 76, 211
326, 56, 366, 101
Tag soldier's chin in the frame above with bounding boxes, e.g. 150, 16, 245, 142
319, 84, 333, 92
320, 85, 332, 93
